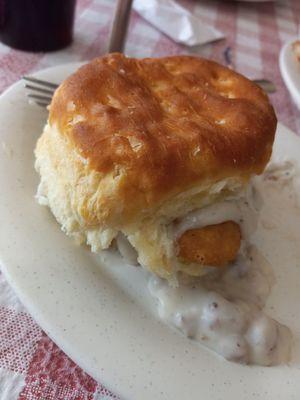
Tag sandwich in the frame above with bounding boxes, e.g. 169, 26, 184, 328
35, 53, 276, 286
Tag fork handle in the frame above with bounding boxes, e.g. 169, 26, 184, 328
108, 0, 133, 53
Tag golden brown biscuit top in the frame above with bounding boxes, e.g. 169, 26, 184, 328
49, 53, 276, 208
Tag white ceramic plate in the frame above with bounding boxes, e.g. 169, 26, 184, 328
0, 64, 300, 400
279, 38, 300, 110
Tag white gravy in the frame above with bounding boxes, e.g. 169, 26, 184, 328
149, 245, 291, 366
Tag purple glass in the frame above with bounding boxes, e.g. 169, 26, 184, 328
0, 0, 76, 52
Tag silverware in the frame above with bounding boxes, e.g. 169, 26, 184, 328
23, 76, 58, 107
251, 79, 276, 94
23, 68, 277, 109
223, 46, 276, 94
24, 0, 133, 107
108, 0, 133, 53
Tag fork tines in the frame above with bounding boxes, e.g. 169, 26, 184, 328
23, 76, 59, 108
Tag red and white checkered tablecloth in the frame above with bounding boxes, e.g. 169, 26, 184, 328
0, 0, 299, 399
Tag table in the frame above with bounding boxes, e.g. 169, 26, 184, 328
0, 0, 299, 398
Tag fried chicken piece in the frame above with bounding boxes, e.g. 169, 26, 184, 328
177, 221, 241, 267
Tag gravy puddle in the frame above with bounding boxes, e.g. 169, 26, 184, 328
149, 245, 291, 366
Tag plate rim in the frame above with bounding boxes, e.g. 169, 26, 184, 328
279, 37, 300, 109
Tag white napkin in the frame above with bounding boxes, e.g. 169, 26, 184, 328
133, 0, 224, 46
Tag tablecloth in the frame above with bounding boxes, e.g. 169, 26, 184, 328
0, 0, 299, 399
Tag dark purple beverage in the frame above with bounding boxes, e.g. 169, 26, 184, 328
0, 0, 76, 52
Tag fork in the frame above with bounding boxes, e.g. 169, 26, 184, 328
23, 76, 58, 108
24, 0, 133, 108
23, 57, 277, 109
